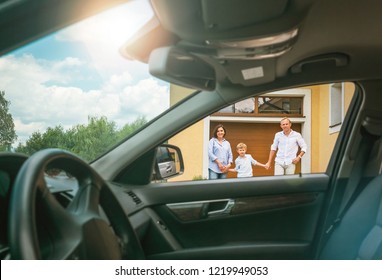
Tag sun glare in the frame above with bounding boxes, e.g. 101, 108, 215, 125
75, 1, 153, 52
58, 1, 154, 80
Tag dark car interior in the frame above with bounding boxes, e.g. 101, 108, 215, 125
1, 0, 382, 260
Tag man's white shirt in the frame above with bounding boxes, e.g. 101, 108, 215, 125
271, 130, 307, 165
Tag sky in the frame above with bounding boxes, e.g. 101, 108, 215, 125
0, 0, 170, 145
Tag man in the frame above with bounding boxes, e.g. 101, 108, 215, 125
265, 117, 307, 175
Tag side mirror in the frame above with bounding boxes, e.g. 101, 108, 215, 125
153, 144, 184, 180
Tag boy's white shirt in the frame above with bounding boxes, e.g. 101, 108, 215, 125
235, 154, 257, 177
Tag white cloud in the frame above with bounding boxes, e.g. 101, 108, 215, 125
53, 57, 84, 70
118, 78, 169, 123
55, 1, 154, 81
106, 72, 134, 91
0, 1, 169, 146
0, 54, 169, 145
0, 54, 86, 86
13, 119, 46, 144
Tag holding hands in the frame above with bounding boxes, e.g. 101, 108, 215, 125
218, 161, 231, 173
264, 162, 271, 170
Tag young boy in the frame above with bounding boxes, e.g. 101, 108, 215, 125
229, 142, 267, 177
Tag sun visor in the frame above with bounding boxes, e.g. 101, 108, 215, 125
149, 46, 216, 91
119, 16, 179, 63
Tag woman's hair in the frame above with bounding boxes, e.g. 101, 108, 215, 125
213, 124, 226, 138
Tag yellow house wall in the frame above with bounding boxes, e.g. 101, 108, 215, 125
310, 82, 355, 173
310, 85, 336, 172
170, 84, 194, 105
168, 84, 205, 181
168, 83, 355, 179
344, 82, 355, 110
310, 85, 321, 172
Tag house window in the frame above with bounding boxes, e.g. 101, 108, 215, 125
235, 98, 255, 113
258, 97, 302, 114
216, 96, 303, 116
329, 83, 343, 133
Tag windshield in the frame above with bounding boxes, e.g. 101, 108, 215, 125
0, 1, 170, 161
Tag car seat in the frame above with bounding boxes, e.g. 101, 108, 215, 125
319, 173, 382, 259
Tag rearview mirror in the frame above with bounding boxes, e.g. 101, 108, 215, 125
153, 144, 184, 180
149, 46, 216, 91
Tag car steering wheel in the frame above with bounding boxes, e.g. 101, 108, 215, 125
8, 148, 145, 260
0, 152, 28, 257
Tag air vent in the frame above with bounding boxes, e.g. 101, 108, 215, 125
126, 191, 143, 205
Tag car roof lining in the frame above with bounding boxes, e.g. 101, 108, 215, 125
149, 0, 312, 42
120, 0, 382, 91
2, 0, 382, 91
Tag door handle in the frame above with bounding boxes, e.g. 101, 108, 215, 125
207, 199, 235, 217
166, 165, 173, 172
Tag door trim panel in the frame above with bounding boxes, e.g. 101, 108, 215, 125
167, 193, 319, 221
148, 242, 311, 260
132, 174, 329, 259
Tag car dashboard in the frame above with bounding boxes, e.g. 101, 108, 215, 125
0, 154, 157, 260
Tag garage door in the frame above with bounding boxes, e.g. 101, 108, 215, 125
210, 121, 302, 177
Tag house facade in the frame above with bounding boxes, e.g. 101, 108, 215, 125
168, 82, 355, 181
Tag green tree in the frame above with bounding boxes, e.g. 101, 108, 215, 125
15, 116, 147, 161
15, 131, 44, 155
117, 116, 147, 141
67, 116, 119, 161
0, 91, 17, 151
15, 126, 66, 155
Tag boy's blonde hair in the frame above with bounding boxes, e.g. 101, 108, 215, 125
236, 142, 247, 151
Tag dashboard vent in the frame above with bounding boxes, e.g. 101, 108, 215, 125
126, 191, 142, 205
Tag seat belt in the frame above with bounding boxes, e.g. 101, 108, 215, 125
325, 127, 379, 235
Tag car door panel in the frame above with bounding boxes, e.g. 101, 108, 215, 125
132, 173, 329, 259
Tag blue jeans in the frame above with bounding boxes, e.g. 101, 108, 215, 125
209, 169, 227, 180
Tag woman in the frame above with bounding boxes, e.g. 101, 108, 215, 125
208, 124, 233, 179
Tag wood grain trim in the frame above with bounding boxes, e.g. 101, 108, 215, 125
231, 192, 318, 215
167, 193, 319, 222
